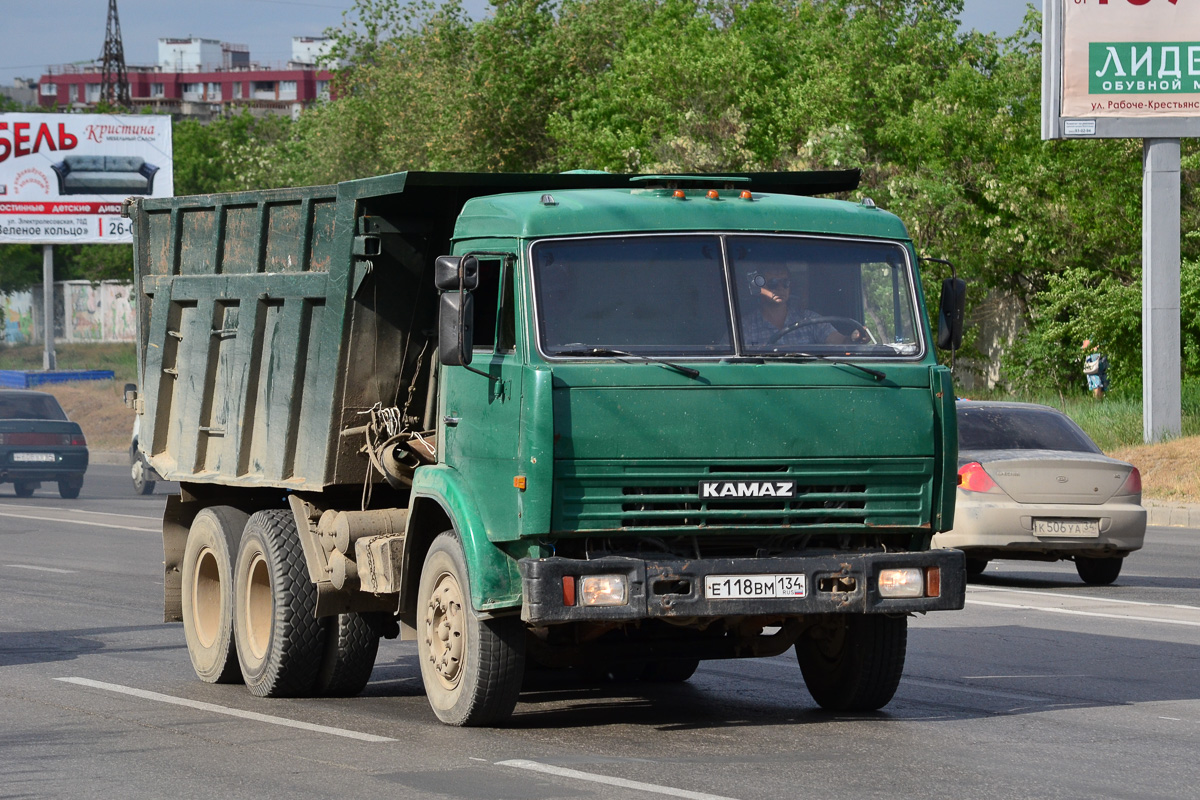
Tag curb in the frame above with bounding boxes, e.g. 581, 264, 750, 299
1144, 500, 1200, 529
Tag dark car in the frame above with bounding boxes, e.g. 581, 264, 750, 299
0, 390, 89, 498
932, 401, 1145, 585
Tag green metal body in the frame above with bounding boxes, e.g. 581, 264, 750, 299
126, 171, 957, 614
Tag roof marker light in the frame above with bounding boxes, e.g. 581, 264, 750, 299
707, 189, 719, 200
540, 194, 558, 206
741, 190, 753, 200
674, 189, 686, 199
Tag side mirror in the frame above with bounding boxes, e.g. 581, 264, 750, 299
438, 291, 474, 366
434, 255, 480, 291
936, 277, 966, 351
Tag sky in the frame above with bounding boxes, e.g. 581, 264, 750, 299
0, 0, 1037, 89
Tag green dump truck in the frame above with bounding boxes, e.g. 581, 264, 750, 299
124, 170, 966, 726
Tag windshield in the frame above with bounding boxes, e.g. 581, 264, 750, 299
531, 234, 922, 358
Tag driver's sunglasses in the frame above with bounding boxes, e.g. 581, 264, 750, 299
764, 278, 791, 291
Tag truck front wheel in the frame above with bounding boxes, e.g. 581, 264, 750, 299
417, 532, 525, 726
797, 614, 907, 712
233, 509, 325, 697
181, 506, 248, 683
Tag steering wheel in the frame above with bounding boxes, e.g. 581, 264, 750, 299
765, 316, 876, 347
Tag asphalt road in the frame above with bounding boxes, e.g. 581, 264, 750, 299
2, 464, 1198, 799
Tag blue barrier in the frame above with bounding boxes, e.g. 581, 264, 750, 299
0, 370, 116, 388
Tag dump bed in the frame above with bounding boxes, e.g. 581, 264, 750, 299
126, 170, 859, 490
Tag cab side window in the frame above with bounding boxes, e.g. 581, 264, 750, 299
472, 258, 501, 352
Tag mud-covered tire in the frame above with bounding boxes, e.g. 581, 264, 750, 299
1076, 556, 1123, 585
965, 557, 989, 578
797, 615, 907, 712
315, 613, 380, 697
417, 532, 525, 726
13, 481, 36, 498
642, 658, 700, 683
181, 506, 249, 684
58, 476, 83, 499
131, 451, 155, 495
233, 509, 325, 697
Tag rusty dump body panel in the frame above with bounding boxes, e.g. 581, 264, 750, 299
127, 170, 861, 491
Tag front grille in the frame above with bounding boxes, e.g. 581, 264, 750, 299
553, 459, 931, 532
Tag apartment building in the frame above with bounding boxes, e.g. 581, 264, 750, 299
37, 37, 334, 120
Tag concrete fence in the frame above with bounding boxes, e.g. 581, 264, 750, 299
1, 281, 136, 345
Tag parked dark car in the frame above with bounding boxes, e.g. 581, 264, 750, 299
0, 390, 88, 498
932, 401, 1145, 585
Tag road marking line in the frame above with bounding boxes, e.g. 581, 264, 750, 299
971, 585, 1200, 612
496, 759, 739, 800
55, 677, 396, 742
5, 564, 77, 573
0, 502, 160, 522
902, 677, 1058, 703
0, 511, 158, 533
966, 598, 1200, 628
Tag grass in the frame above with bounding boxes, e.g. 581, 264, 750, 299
0, 343, 138, 385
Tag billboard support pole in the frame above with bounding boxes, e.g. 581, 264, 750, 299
1142, 138, 1182, 443
42, 244, 56, 371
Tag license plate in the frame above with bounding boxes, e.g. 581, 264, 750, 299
13, 452, 55, 463
1033, 518, 1100, 537
705, 574, 806, 599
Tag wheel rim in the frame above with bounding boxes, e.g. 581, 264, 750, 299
424, 569, 466, 691
191, 546, 222, 649
244, 552, 272, 662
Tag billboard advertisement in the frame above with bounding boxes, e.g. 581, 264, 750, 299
1044, 0, 1200, 139
0, 113, 172, 243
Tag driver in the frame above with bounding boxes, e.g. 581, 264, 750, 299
742, 266, 857, 347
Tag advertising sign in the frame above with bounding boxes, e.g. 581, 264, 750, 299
0, 113, 172, 243
1044, 0, 1200, 139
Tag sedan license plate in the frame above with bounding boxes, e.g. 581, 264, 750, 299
13, 452, 55, 463
1033, 518, 1099, 538
705, 574, 806, 599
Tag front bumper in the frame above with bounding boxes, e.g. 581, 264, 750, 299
518, 549, 965, 625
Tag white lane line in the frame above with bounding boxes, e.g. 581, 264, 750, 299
902, 677, 1056, 703
6, 564, 77, 574
55, 677, 396, 742
966, 598, 1200, 628
0, 502, 160, 522
497, 759, 740, 800
970, 585, 1200, 612
0, 511, 158, 533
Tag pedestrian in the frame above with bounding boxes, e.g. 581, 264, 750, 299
1082, 339, 1109, 400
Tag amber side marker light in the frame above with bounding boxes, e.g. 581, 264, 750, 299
562, 576, 576, 606
925, 567, 941, 598
513, 476, 526, 490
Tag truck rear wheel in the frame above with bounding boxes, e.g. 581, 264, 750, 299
233, 509, 325, 697
181, 506, 249, 683
315, 613, 380, 697
797, 614, 907, 712
417, 532, 525, 726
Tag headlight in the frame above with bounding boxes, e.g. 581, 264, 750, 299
878, 568, 924, 598
580, 575, 628, 606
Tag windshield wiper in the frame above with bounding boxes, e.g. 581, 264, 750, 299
553, 346, 701, 380
769, 352, 887, 381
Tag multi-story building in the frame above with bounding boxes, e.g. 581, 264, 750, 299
37, 36, 334, 120
1, 78, 38, 107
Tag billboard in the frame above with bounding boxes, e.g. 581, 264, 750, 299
0, 113, 172, 243
1044, 0, 1200, 139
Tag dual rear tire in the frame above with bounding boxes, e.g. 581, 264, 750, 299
180, 507, 379, 697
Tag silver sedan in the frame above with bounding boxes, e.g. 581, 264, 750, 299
932, 401, 1146, 585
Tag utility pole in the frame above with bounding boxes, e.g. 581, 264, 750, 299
99, 0, 130, 107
